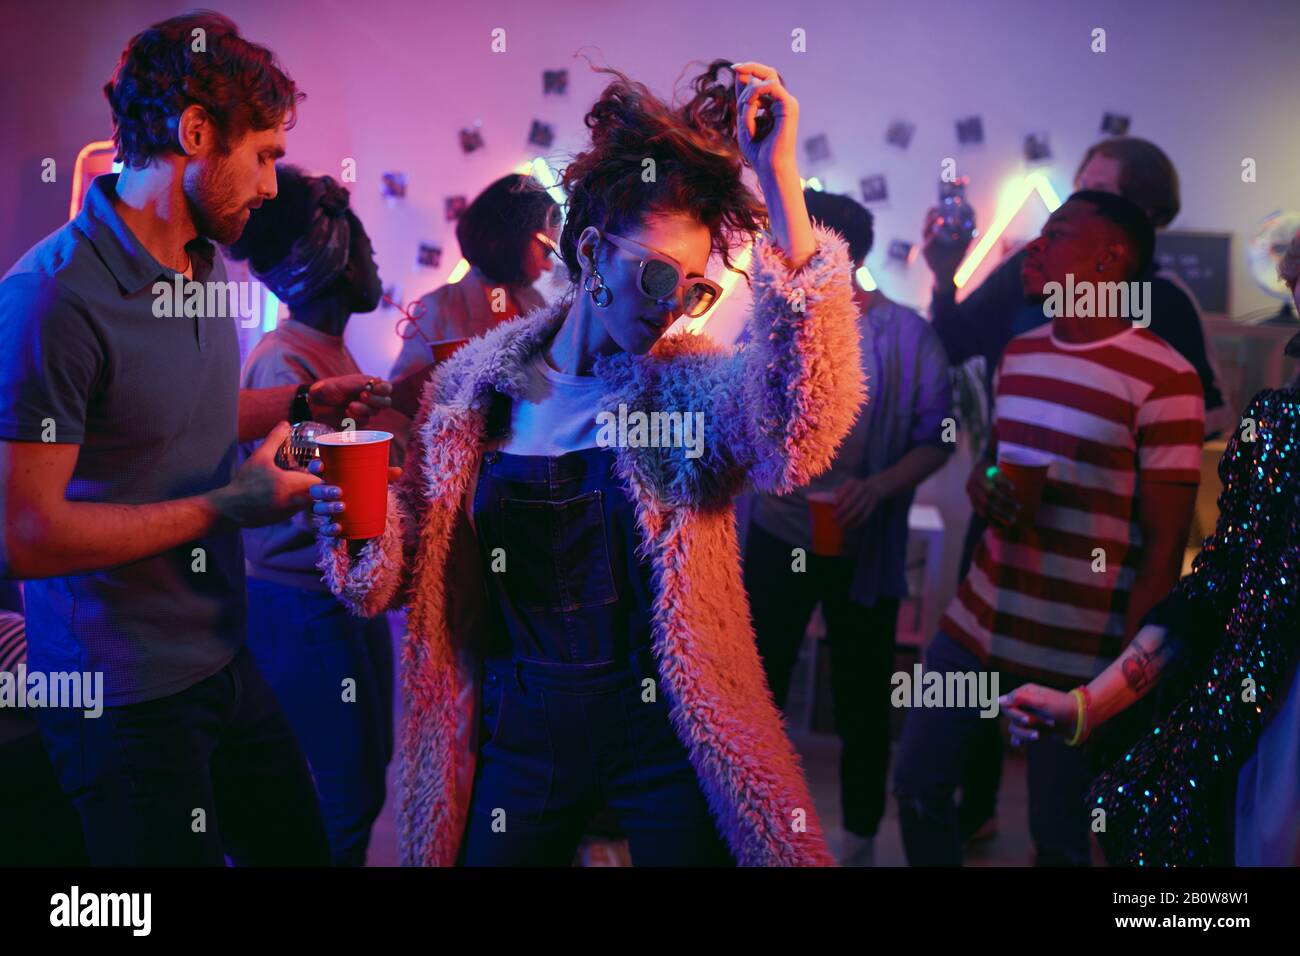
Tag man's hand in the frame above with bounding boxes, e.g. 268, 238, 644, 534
309, 375, 393, 430
833, 476, 884, 529
208, 422, 321, 528
922, 206, 972, 290
966, 459, 1021, 528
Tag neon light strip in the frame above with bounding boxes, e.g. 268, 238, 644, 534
446, 259, 470, 284
262, 289, 281, 332
954, 170, 1062, 289
69, 140, 116, 220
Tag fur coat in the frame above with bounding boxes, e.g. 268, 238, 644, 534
319, 224, 866, 865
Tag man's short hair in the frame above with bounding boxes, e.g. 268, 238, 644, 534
802, 188, 874, 265
1067, 190, 1157, 279
104, 11, 302, 168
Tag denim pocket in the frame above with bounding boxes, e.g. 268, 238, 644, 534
498, 491, 619, 612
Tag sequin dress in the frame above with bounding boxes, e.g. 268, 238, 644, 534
1088, 388, 1300, 866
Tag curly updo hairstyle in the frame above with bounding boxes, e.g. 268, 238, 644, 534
104, 11, 303, 169
558, 58, 768, 285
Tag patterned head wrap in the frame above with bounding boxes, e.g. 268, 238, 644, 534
255, 175, 353, 307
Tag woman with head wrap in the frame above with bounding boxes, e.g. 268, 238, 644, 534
1000, 230, 1300, 866
227, 165, 394, 866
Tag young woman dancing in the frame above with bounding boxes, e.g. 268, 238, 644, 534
313, 59, 864, 866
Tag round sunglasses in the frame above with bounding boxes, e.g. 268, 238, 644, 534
602, 231, 723, 319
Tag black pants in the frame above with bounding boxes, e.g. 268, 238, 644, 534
743, 520, 900, 839
0, 728, 88, 866
956, 511, 1003, 833
36, 645, 331, 866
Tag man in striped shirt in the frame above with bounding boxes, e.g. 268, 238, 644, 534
894, 192, 1204, 866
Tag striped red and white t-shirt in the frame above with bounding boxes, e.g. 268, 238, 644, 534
942, 324, 1205, 687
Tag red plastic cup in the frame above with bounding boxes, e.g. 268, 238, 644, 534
807, 491, 844, 556
996, 446, 1052, 528
314, 430, 394, 539
432, 338, 469, 363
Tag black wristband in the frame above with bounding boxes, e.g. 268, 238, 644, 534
290, 384, 312, 424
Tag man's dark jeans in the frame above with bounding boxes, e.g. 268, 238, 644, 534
246, 577, 393, 866
36, 644, 330, 866
743, 520, 900, 839
892, 630, 1093, 866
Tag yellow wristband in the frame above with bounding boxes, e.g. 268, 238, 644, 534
1065, 687, 1088, 747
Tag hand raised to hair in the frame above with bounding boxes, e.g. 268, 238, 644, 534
732, 61, 799, 180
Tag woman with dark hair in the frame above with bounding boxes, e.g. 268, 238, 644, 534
1000, 235, 1300, 866
228, 165, 395, 867
312, 59, 864, 866
389, 174, 560, 386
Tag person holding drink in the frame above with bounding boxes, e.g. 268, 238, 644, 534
743, 187, 954, 867
311, 59, 864, 866
0, 13, 391, 865
229, 165, 397, 867
892, 191, 1205, 866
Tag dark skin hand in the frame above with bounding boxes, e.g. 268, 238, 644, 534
966, 457, 1022, 529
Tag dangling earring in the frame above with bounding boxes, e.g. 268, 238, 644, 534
585, 268, 613, 308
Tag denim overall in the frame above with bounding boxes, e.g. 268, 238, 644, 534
458, 395, 732, 866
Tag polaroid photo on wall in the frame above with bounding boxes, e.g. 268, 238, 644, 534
804, 133, 831, 164
1023, 131, 1051, 163
885, 120, 916, 150
417, 243, 442, 269
459, 125, 485, 154
1101, 112, 1131, 135
528, 120, 555, 149
381, 172, 407, 200
543, 69, 568, 95
860, 174, 889, 205
887, 239, 914, 265
956, 115, 984, 146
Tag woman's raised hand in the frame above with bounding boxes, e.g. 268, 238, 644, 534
732, 61, 799, 180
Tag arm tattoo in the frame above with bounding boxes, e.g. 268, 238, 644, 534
1120, 633, 1175, 695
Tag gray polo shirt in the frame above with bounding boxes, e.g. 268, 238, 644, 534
0, 173, 245, 706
